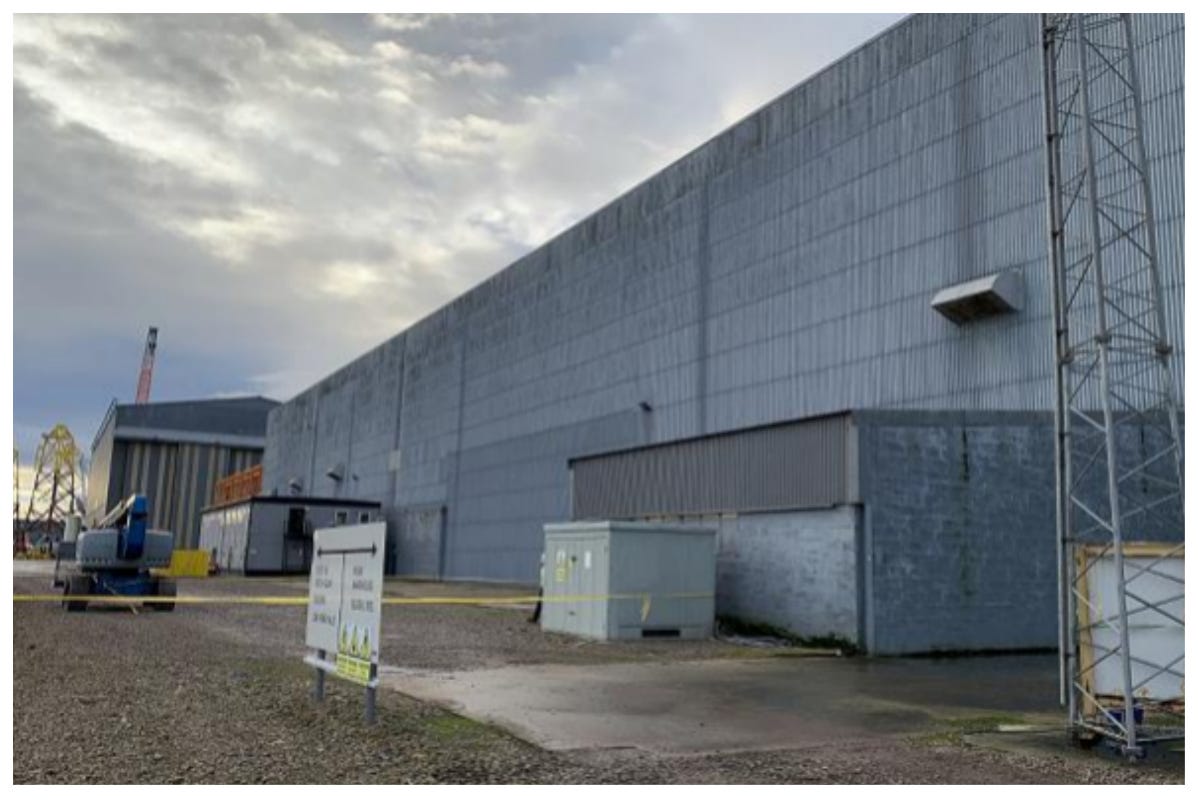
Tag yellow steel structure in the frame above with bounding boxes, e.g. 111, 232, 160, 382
21, 424, 83, 539
13, 448, 21, 553
13, 447, 19, 518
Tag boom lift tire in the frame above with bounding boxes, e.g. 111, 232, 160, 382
151, 579, 176, 612
63, 575, 92, 612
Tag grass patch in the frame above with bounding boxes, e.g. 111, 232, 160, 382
245, 658, 311, 681
241, 657, 512, 748
910, 713, 1029, 747
421, 712, 493, 741
716, 615, 859, 654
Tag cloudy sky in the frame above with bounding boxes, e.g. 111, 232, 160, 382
13, 12, 902, 471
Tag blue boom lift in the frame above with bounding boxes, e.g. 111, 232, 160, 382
56, 494, 176, 612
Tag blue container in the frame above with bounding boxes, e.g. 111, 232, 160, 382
1106, 705, 1145, 726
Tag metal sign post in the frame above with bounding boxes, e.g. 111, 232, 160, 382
304, 522, 386, 724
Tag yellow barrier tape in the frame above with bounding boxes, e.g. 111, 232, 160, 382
13, 591, 712, 606
15, 594, 308, 605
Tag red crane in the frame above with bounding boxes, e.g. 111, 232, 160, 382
134, 327, 158, 404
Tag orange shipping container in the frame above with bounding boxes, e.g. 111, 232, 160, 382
214, 464, 262, 505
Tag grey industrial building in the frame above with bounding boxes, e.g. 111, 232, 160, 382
87, 396, 279, 546
261, 14, 1184, 653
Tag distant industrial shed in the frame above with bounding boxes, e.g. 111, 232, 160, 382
87, 396, 279, 546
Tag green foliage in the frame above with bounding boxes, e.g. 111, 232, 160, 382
716, 615, 859, 654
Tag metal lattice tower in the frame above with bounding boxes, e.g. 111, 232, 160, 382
13, 448, 22, 552
21, 424, 83, 541
13, 447, 20, 518
1041, 13, 1184, 755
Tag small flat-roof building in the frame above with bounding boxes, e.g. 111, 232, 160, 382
199, 496, 382, 575
86, 396, 279, 546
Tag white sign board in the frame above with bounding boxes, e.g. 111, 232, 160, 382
306, 522, 385, 686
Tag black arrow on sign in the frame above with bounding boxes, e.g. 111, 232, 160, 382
317, 543, 377, 557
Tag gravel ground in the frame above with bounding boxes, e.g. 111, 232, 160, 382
182, 576, 776, 670
13, 575, 1182, 784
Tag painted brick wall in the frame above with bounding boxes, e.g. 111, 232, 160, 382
856, 411, 1182, 654
859, 412, 1059, 654
714, 508, 860, 644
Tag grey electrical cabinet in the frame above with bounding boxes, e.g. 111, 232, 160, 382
540, 521, 716, 640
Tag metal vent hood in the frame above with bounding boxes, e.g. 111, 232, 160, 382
930, 269, 1024, 325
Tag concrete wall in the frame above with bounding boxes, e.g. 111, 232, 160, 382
714, 508, 859, 644
262, 14, 1184, 583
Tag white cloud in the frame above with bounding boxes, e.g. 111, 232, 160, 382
318, 261, 390, 300
416, 113, 513, 160
243, 369, 328, 403
445, 55, 509, 80
371, 14, 432, 33
372, 39, 414, 62
174, 206, 302, 264
15, 55, 256, 187
12, 14, 131, 50
13, 12, 903, 452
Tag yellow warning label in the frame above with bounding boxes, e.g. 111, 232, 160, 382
335, 653, 371, 685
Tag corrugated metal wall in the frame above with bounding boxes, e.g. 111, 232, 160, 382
447, 409, 645, 579
571, 414, 853, 519
85, 416, 116, 522
114, 439, 261, 547
262, 14, 1184, 583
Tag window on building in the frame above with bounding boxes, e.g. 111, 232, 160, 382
359, 511, 371, 524
334, 510, 348, 526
